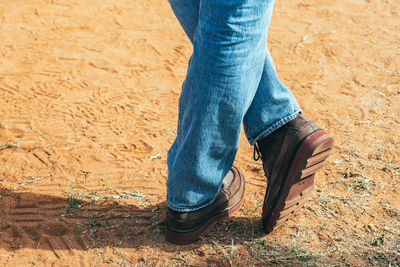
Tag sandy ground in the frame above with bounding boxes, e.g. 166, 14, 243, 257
0, 0, 399, 266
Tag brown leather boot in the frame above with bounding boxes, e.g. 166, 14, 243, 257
165, 166, 245, 244
254, 115, 334, 233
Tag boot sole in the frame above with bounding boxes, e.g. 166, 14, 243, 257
165, 168, 245, 244
263, 130, 334, 234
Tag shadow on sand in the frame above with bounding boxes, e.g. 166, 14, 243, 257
0, 187, 266, 257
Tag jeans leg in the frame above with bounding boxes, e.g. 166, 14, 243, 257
243, 48, 301, 145
168, 0, 300, 146
168, 0, 200, 43
167, 0, 276, 212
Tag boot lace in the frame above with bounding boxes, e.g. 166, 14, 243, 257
253, 143, 262, 161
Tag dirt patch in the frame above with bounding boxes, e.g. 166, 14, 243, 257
0, 0, 399, 265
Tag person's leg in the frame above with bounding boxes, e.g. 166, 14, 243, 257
166, 0, 246, 244
232, 2, 333, 234
167, 0, 278, 212
167, 0, 333, 239
168, 0, 301, 150
243, 48, 300, 145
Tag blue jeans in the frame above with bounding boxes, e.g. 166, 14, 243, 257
167, 0, 301, 212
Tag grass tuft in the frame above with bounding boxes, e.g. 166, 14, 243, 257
67, 194, 81, 213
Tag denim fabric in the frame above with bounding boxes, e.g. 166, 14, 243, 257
167, 0, 301, 212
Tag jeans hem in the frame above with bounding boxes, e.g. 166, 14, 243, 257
249, 110, 301, 145
167, 183, 223, 212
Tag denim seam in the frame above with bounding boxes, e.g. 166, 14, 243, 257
249, 110, 300, 146
167, 182, 223, 212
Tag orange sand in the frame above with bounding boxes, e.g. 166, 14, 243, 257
0, 0, 399, 265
